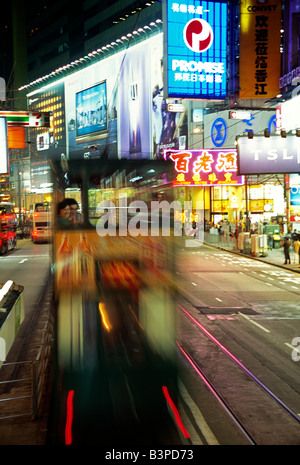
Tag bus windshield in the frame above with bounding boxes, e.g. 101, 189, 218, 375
34, 202, 50, 212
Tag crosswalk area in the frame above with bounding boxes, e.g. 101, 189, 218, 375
211, 252, 271, 268
208, 252, 300, 287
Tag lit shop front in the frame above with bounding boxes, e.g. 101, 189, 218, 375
164, 148, 244, 225
210, 182, 284, 229
237, 134, 300, 233
164, 147, 288, 232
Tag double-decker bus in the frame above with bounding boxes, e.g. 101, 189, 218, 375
29, 202, 52, 243
0, 202, 17, 254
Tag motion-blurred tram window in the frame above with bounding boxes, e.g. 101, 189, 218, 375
88, 176, 114, 227
55, 183, 83, 230
88, 175, 136, 229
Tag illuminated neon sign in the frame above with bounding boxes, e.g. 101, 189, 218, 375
165, 1, 228, 99
164, 149, 244, 186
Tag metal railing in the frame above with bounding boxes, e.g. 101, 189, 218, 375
33, 310, 54, 419
204, 230, 238, 251
0, 360, 34, 419
0, 309, 54, 421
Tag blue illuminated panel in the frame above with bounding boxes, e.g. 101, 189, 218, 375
166, 0, 227, 99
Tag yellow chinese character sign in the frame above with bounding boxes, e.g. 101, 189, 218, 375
164, 149, 244, 186
239, 0, 281, 99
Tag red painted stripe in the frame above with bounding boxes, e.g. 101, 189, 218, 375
7, 122, 30, 126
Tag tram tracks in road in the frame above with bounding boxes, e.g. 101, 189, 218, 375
177, 342, 257, 445
177, 303, 300, 445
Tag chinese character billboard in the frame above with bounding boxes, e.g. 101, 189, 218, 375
164, 149, 244, 186
239, 0, 282, 99
164, 0, 228, 99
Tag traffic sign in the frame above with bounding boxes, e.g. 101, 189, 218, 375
167, 103, 185, 113
229, 110, 252, 120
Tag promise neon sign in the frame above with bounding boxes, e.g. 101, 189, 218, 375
165, 0, 228, 99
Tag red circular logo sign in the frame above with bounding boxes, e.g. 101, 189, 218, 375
183, 18, 214, 53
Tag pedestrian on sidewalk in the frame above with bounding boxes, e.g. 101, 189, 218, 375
293, 237, 300, 264
292, 229, 299, 242
283, 236, 291, 264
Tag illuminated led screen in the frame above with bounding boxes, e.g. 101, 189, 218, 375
76, 81, 107, 139
165, 0, 228, 99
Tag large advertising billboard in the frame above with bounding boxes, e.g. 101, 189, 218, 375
75, 81, 107, 142
27, 33, 188, 161
119, 36, 188, 159
119, 41, 150, 158
239, 0, 282, 99
64, 55, 118, 160
164, 0, 228, 99
237, 135, 300, 174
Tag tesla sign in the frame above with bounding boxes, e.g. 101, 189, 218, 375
237, 136, 300, 175
164, 0, 228, 99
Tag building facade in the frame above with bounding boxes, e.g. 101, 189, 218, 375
4, 0, 300, 234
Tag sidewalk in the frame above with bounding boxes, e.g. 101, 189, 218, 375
203, 234, 300, 274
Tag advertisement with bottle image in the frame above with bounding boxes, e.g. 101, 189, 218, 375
54, 230, 173, 295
